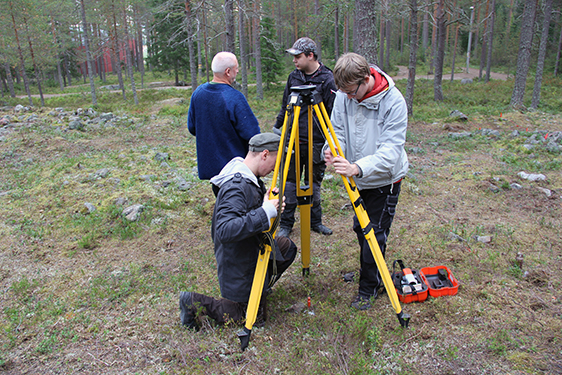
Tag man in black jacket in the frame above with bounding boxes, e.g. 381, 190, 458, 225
274, 37, 337, 238
179, 133, 297, 329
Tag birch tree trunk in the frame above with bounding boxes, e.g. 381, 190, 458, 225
530, 0, 553, 109
80, 0, 97, 105
406, 0, 419, 116
510, 0, 538, 108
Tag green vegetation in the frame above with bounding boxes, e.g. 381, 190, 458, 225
1, 76, 561, 373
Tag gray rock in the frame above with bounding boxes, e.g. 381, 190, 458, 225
526, 134, 544, 144
94, 168, 110, 178
460, 78, 473, 84
546, 140, 560, 152
285, 302, 306, 314
100, 112, 115, 121
510, 183, 523, 190
122, 204, 144, 221
510, 130, 520, 137
517, 171, 546, 182
154, 152, 169, 161
474, 235, 492, 243
14, 104, 24, 112
160, 162, 170, 168
177, 179, 192, 191
536, 187, 552, 197
84, 202, 96, 213
114, 197, 127, 206
480, 129, 501, 137
69, 120, 84, 131
522, 144, 535, 150
409, 147, 424, 154
449, 131, 472, 138
449, 110, 468, 121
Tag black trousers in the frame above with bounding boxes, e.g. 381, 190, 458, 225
191, 236, 297, 324
353, 181, 402, 297
280, 143, 327, 229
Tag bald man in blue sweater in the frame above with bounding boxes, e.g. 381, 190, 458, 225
188, 52, 260, 191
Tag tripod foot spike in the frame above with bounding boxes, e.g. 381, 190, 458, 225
238, 327, 251, 351
397, 311, 410, 328
302, 268, 310, 277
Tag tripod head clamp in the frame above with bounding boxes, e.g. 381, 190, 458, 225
289, 85, 323, 107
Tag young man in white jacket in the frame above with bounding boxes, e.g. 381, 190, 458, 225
324, 53, 409, 310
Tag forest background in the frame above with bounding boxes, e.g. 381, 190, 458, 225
1, 0, 562, 373
1, 0, 562, 111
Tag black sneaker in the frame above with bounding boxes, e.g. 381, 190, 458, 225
351, 294, 373, 310
312, 224, 333, 235
179, 291, 198, 330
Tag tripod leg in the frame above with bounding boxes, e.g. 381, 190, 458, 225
312, 102, 410, 328
237, 245, 271, 350
296, 108, 313, 274
238, 105, 301, 350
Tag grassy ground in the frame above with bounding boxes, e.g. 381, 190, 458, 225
1, 75, 562, 374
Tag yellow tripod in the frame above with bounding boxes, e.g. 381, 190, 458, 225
237, 85, 410, 351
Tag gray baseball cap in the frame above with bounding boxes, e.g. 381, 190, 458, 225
248, 133, 281, 152
286, 37, 317, 56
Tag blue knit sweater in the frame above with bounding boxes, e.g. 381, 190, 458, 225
188, 82, 260, 180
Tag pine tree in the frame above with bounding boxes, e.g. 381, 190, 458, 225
260, 17, 282, 90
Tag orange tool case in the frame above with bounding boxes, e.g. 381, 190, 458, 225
392, 261, 460, 303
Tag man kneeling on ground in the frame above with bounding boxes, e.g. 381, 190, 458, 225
179, 133, 297, 329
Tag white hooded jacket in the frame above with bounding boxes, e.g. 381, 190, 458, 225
326, 65, 409, 190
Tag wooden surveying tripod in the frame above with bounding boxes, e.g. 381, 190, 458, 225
237, 85, 410, 351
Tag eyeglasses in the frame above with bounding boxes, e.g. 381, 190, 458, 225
339, 82, 362, 97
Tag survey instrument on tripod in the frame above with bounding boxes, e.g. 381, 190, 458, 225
238, 85, 410, 351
